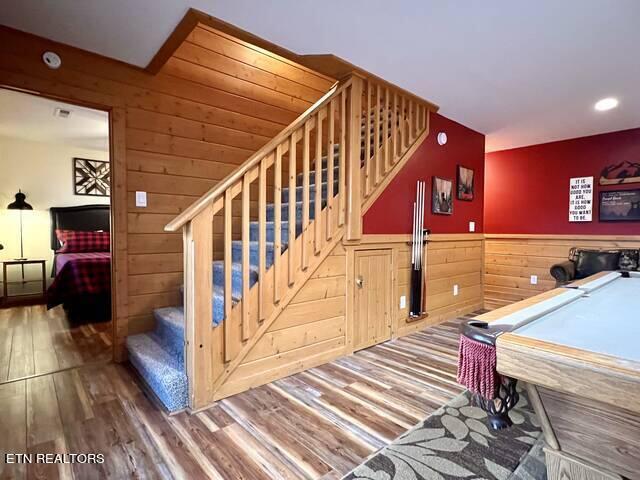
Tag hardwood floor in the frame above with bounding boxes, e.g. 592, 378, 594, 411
0, 305, 112, 383
0, 314, 474, 480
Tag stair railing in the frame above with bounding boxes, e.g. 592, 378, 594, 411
165, 72, 432, 409
361, 80, 430, 205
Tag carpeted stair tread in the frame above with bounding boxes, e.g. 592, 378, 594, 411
266, 199, 328, 222
153, 306, 185, 359
231, 240, 276, 268
212, 261, 254, 301
249, 219, 302, 243
300, 165, 340, 185
126, 333, 188, 412
282, 179, 339, 203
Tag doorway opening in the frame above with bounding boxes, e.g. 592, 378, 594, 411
0, 87, 114, 383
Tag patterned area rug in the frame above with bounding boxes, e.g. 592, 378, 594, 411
342, 388, 544, 480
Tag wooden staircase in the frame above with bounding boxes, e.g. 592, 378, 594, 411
161, 74, 434, 410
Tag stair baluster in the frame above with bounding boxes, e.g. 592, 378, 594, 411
327, 98, 335, 241
258, 157, 267, 322
223, 190, 232, 361
288, 134, 296, 286
273, 144, 282, 303
314, 109, 323, 255
241, 173, 250, 341
401, 96, 407, 150
302, 120, 311, 270
365, 80, 372, 196
392, 91, 398, 164
338, 90, 347, 227
374, 84, 381, 186
383, 87, 390, 173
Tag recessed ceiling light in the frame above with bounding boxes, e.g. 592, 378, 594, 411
594, 97, 618, 111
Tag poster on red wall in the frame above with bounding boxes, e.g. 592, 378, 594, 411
599, 190, 640, 221
568, 176, 593, 222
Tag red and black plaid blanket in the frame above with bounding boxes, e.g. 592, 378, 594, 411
47, 253, 111, 309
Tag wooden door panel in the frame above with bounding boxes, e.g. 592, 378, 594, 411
354, 250, 392, 350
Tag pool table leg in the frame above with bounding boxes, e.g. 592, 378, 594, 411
473, 376, 520, 430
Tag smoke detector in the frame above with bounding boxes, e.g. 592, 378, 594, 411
54, 107, 72, 119
42, 51, 62, 69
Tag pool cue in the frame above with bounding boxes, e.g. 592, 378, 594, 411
410, 181, 425, 318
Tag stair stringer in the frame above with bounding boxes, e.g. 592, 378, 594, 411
206, 129, 431, 403
206, 205, 346, 402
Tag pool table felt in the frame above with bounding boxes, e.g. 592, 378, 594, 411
515, 274, 640, 362
476, 271, 639, 362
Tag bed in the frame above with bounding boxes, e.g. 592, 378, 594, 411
46, 205, 111, 321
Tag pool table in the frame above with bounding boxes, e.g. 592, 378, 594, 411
476, 271, 640, 480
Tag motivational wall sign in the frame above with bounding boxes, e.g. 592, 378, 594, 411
569, 176, 593, 222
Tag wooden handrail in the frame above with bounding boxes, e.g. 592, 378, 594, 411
165, 79, 345, 232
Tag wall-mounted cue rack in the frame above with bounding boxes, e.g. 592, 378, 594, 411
408, 181, 430, 321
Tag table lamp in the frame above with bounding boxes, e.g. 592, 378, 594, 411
7, 190, 33, 264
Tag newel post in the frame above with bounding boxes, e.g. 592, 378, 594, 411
346, 74, 364, 241
184, 204, 214, 409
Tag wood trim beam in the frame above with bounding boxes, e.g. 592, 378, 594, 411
145, 9, 201, 74
144, 9, 438, 114
485, 233, 640, 241
110, 107, 128, 361
145, 8, 333, 80
359, 233, 485, 244
364, 233, 640, 243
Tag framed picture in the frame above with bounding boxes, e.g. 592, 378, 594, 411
599, 189, 640, 221
599, 161, 640, 186
457, 165, 474, 201
432, 176, 453, 215
74, 158, 110, 197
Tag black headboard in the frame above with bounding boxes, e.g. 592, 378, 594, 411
50, 205, 111, 250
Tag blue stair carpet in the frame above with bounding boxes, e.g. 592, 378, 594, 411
126, 151, 343, 411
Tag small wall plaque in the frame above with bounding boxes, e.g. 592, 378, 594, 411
74, 158, 110, 197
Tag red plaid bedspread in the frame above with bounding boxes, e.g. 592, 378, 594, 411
47, 255, 111, 309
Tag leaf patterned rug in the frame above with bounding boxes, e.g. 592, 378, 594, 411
342, 389, 543, 480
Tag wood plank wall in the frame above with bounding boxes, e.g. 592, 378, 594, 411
484, 234, 640, 310
395, 234, 484, 336
0, 25, 334, 355
218, 243, 347, 398
215, 233, 484, 398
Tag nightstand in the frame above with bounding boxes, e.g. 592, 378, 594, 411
2, 259, 47, 299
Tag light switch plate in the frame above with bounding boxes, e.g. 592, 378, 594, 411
399, 295, 406, 309
530, 275, 538, 285
469, 221, 475, 232
453, 285, 459, 296
135, 191, 147, 208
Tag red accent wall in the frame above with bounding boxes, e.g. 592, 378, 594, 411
485, 128, 640, 235
363, 113, 485, 234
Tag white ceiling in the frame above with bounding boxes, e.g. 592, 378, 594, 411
0, 89, 109, 151
1, 0, 639, 151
